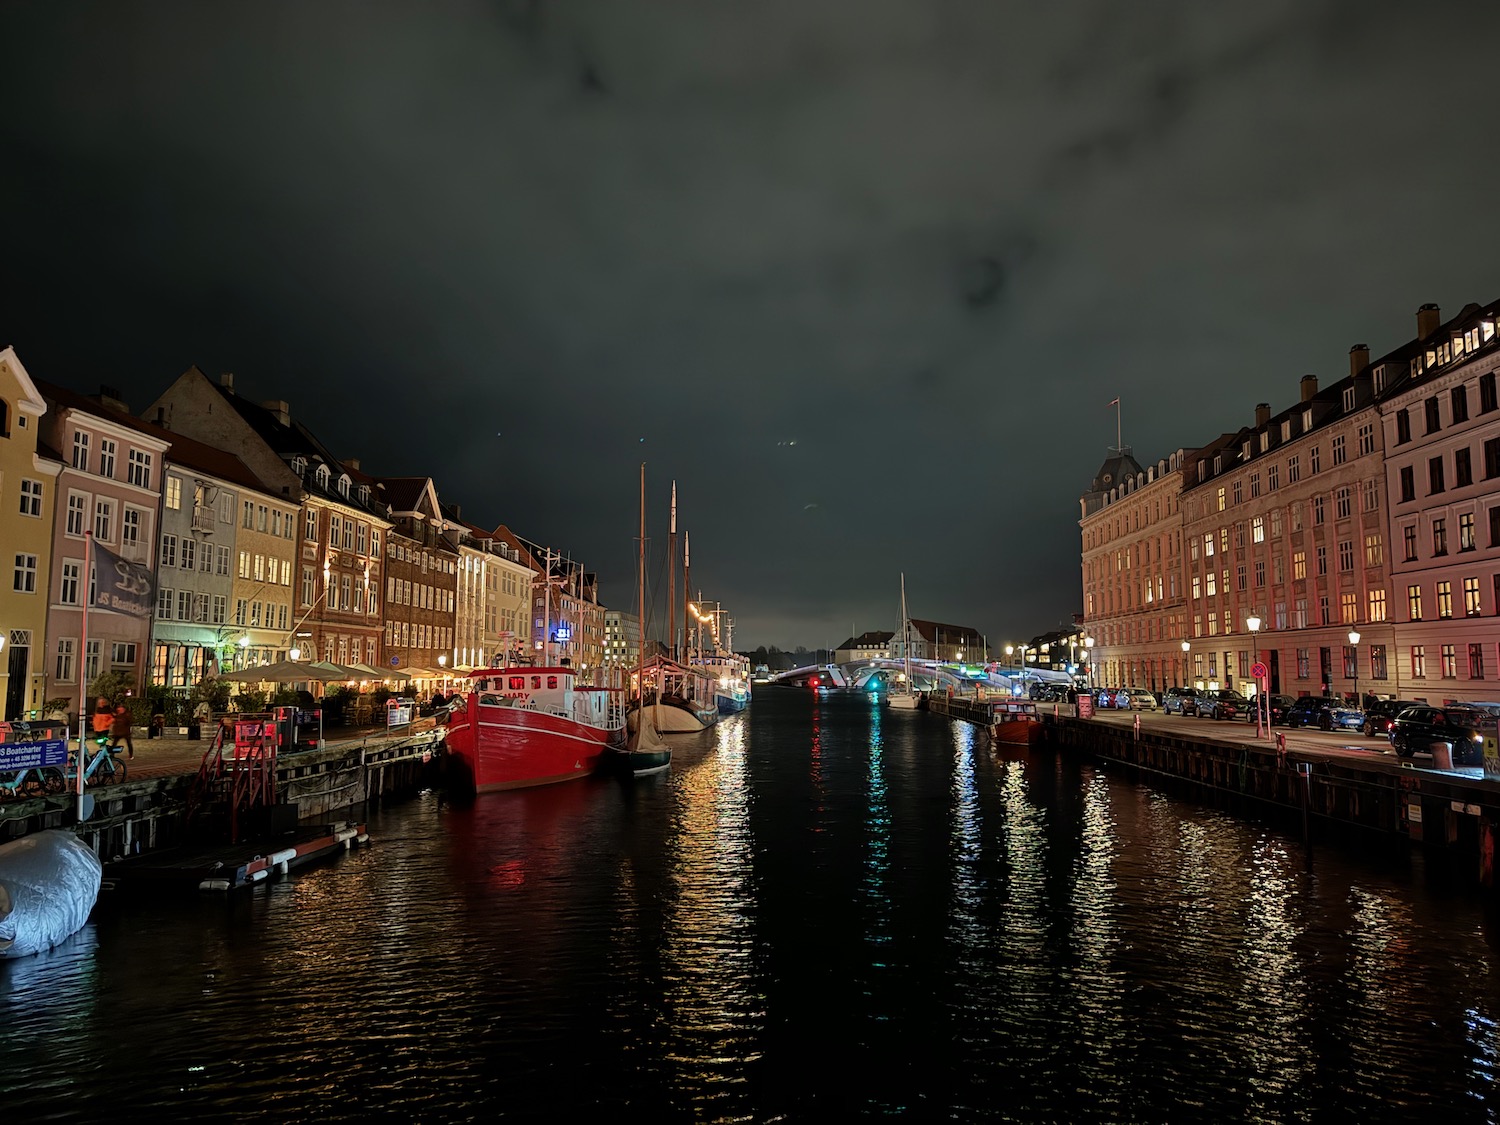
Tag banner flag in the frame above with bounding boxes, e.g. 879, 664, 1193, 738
91, 540, 155, 617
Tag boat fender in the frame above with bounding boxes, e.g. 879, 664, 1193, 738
199, 878, 232, 892
248, 868, 268, 883
266, 848, 297, 867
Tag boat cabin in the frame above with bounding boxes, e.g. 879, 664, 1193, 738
468, 666, 619, 725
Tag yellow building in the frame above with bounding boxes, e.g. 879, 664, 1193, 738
0, 348, 62, 720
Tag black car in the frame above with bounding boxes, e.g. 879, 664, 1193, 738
1262, 694, 1296, 726
1203, 689, 1251, 721
1362, 699, 1421, 739
1389, 706, 1496, 765
1180, 689, 1215, 718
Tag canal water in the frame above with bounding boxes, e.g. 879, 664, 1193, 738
4, 690, 1499, 1122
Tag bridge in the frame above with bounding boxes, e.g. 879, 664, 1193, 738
765, 660, 1077, 696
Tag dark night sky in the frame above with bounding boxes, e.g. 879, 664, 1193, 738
4, 2, 1500, 650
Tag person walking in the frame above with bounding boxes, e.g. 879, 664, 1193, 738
109, 704, 135, 760
92, 696, 113, 742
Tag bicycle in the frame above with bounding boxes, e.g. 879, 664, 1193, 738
64, 736, 129, 787
0, 765, 67, 800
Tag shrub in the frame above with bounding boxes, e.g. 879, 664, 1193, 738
88, 669, 138, 708
233, 689, 267, 713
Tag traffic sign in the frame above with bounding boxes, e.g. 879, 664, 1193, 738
1251, 661, 1268, 679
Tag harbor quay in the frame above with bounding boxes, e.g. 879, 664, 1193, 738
929, 693, 1500, 893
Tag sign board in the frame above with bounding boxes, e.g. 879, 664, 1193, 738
234, 717, 278, 757
1077, 696, 1095, 719
387, 700, 414, 728
1484, 732, 1500, 782
0, 738, 69, 772
1251, 661, 1268, 679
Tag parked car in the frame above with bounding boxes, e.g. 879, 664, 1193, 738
1162, 686, 1200, 716
1389, 705, 1496, 765
1282, 695, 1365, 731
1179, 689, 1214, 718
1262, 694, 1296, 726
1125, 688, 1158, 711
1204, 689, 1251, 721
1362, 699, 1421, 739
1095, 687, 1130, 710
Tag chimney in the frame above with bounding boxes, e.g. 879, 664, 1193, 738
261, 399, 290, 426
451, 503, 461, 520
1348, 343, 1369, 377
1254, 402, 1270, 426
1300, 374, 1318, 402
155, 406, 167, 428
220, 372, 235, 392
345, 458, 360, 471
96, 385, 130, 414
1417, 303, 1441, 340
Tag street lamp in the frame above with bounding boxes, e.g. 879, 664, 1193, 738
238, 634, 250, 670
1181, 639, 1190, 688
1084, 635, 1094, 692
1348, 629, 1361, 710
1246, 615, 1264, 736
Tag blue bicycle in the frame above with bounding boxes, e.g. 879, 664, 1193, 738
64, 737, 129, 787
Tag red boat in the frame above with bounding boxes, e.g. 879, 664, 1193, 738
990, 699, 1041, 747
443, 667, 626, 792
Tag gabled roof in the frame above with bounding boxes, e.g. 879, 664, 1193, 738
835, 630, 895, 650
161, 428, 279, 498
907, 618, 983, 644
35, 379, 173, 448
0, 346, 46, 415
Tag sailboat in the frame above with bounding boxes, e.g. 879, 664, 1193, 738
622, 463, 671, 777
888, 573, 921, 711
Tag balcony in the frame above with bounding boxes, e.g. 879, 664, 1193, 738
191, 505, 215, 534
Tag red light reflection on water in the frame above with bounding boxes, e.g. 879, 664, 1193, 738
488, 859, 526, 889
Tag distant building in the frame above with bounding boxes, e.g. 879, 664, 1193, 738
604, 610, 640, 673
900, 620, 983, 663
834, 630, 894, 664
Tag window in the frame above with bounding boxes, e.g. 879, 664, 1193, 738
1313, 496, 1326, 525
1358, 423, 1374, 455
257, 504, 268, 532
1254, 559, 1266, 587
1267, 463, 1279, 491
1364, 534, 1382, 566
1470, 644, 1485, 680
165, 475, 181, 510
180, 538, 195, 571
1452, 385, 1469, 424
98, 438, 116, 478
1286, 455, 1300, 484
12, 553, 37, 593
1464, 576, 1482, 616
328, 515, 340, 547
71, 430, 89, 470
194, 593, 208, 623
1396, 409, 1411, 444
59, 561, 80, 605
357, 524, 367, 554
66, 494, 85, 537
1342, 645, 1357, 679
1368, 590, 1386, 622
1252, 516, 1264, 543
342, 520, 354, 550
1332, 434, 1347, 465
1316, 546, 1327, 576
305, 509, 317, 540
1399, 466, 1415, 503
238, 551, 250, 579
1436, 580, 1453, 619
1293, 551, 1306, 579
1492, 506, 1500, 548
1433, 519, 1448, 556
1232, 479, 1243, 504
1455, 447, 1473, 488
1311, 445, 1322, 473
1338, 592, 1356, 624
1336, 487, 1351, 519
55, 638, 75, 683
1371, 645, 1387, 680
1250, 472, 1261, 497
1425, 396, 1441, 434
1482, 371, 1498, 413
160, 533, 177, 568
212, 595, 226, 624
157, 587, 172, 619
1408, 585, 1423, 621
93, 499, 112, 541
1412, 646, 1426, 678
1339, 541, 1354, 571
1297, 649, 1310, 679
234, 599, 247, 626
127, 449, 151, 488
216, 545, 230, 576
1429, 456, 1445, 495
1460, 512, 1475, 551
1441, 644, 1457, 679
253, 554, 264, 583
16, 478, 43, 517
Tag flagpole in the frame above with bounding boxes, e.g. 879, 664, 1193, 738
79, 531, 91, 818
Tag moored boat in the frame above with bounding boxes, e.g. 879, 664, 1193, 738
443, 667, 625, 792
990, 699, 1041, 747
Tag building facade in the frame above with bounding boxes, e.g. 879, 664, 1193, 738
0, 349, 61, 720
38, 382, 170, 716
1079, 448, 1190, 691
1379, 300, 1500, 702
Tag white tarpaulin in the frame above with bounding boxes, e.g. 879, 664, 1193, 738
0, 830, 102, 959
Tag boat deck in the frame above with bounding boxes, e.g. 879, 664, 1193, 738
102, 821, 367, 892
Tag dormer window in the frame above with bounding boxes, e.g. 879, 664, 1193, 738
1259, 432, 1269, 453
1342, 386, 1356, 412
337, 474, 351, 498
1213, 455, 1222, 473
1241, 440, 1251, 459
314, 463, 329, 488
1302, 408, 1313, 430
1483, 321, 1495, 343
1373, 366, 1386, 395
1281, 420, 1291, 441
291, 455, 307, 478
358, 484, 370, 505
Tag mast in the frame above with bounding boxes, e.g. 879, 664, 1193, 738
637, 464, 646, 703
683, 533, 692, 669
901, 572, 911, 687
667, 481, 676, 661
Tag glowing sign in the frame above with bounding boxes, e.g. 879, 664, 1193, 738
552, 625, 572, 642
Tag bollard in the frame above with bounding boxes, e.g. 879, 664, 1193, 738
1431, 741, 1454, 770
1133, 713, 1141, 740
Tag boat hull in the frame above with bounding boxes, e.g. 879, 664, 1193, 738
627, 703, 716, 733
445, 705, 618, 792
887, 691, 921, 711
716, 692, 748, 714
990, 720, 1040, 747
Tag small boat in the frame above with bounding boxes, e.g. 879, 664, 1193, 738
990, 699, 1042, 747
627, 656, 718, 733
888, 573, 921, 710
443, 667, 625, 792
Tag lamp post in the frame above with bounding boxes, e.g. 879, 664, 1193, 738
237, 634, 250, 671
1181, 639, 1191, 688
1005, 644, 1014, 680
1348, 629, 1361, 711
1246, 614, 1263, 736
1084, 635, 1094, 692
